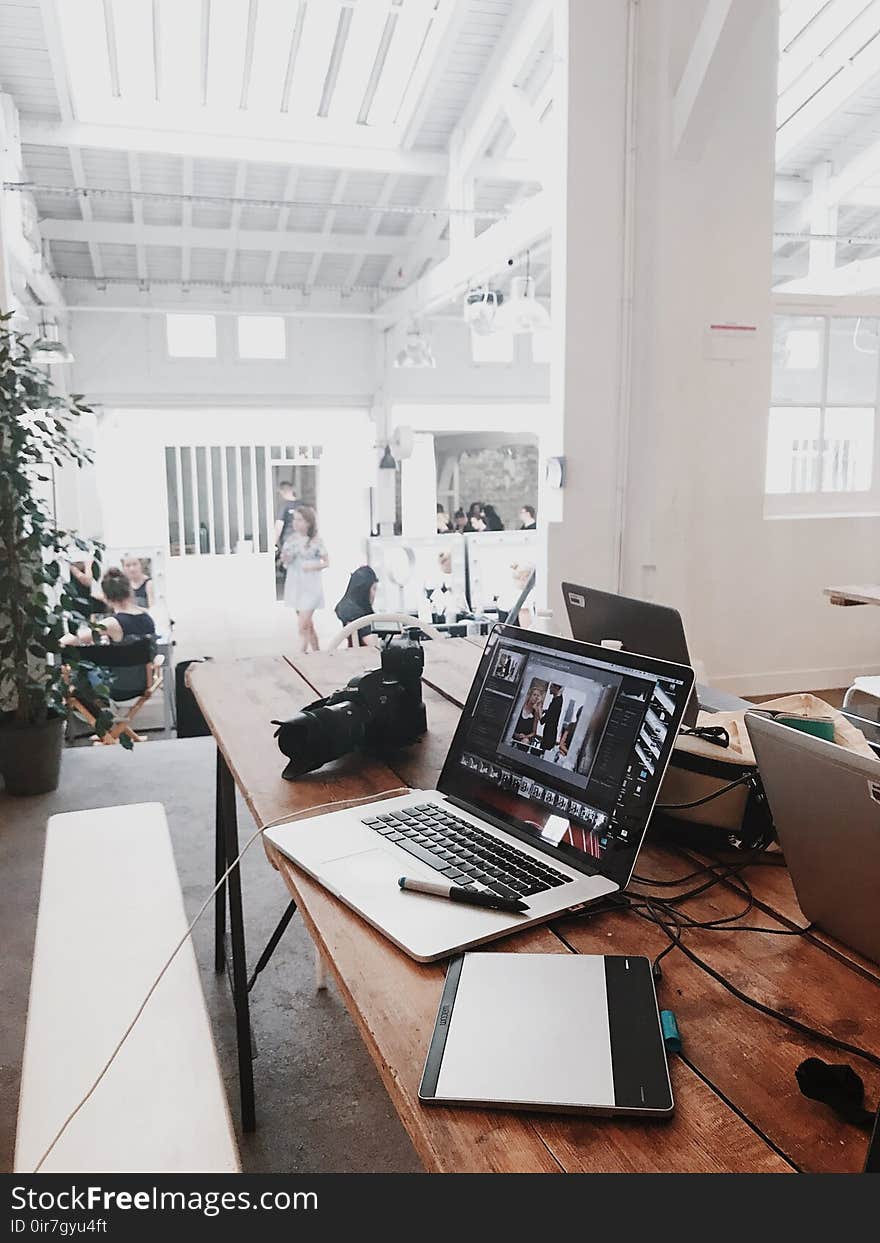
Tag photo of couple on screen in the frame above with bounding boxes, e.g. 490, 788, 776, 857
502, 662, 617, 782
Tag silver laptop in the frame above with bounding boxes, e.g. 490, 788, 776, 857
266, 624, 694, 962
745, 711, 880, 964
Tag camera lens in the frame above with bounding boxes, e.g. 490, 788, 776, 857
278, 698, 367, 778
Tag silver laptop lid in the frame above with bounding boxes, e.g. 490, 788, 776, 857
438, 624, 694, 889
745, 711, 880, 964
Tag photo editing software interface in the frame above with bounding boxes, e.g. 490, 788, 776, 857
444, 633, 690, 884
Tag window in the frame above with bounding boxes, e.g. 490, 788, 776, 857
166, 314, 217, 358
237, 315, 286, 360
164, 443, 321, 556
765, 314, 880, 515
470, 328, 514, 364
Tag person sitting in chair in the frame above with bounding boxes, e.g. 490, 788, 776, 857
334, 565, 379, 647
61, 570, 158, 734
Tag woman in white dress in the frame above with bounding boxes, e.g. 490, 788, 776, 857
280, 506, 329, 653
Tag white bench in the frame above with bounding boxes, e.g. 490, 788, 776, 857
14, 803, 240, 1173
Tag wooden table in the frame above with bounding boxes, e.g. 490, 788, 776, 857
189, 640, 880, 1173
825, 584, 880, 607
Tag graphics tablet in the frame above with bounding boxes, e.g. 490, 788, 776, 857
419, 952, 673, 1117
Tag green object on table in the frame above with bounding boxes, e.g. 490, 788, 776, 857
776, 714, 835, 742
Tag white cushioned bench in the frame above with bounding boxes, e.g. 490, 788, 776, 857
14, 803, 240, 1173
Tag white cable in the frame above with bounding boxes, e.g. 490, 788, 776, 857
31, 786, 409, 1173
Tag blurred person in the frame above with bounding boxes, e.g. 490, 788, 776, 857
482, 503, 504, 531
121, 554, 154, 610
67, 560, 107, 617
281, 506, 329, 654
274, 480, 302, 547
436, 503, 452, 534
519, 505, 537, 530
466, 502, 484, 532
452, 508, 468, 533
335, 565, 379, 647
61, 568, 155, 647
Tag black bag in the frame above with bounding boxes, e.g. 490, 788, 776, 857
175, 658, 212, 738
653, 745, 775, 853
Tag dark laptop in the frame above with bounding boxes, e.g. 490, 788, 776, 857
563, 583, 698, 727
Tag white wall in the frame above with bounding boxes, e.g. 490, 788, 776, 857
69, 312, 376, 404
69, 311, 550, 407
94, 406, 373, 659
550, 0, 879, 694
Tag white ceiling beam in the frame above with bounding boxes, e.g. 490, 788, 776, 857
126, 152, 148, 285
777, 0, 880, 161
264, 166, 299, 288
379, 176, 447, 290
775, 175, 809, 202
38, 0, 74, 122
304, 171, 349, 294
399, 0, 471, 149
808, 160, 837, 278
39, 217, 441, 258
454, 0, 553, 179
672, 0, 758, 158
19, 119, 449, 178
777, 253, 880, 295
181, 157, 193, 287
778, 0, 868, 93
223, 162, 247, 288
827, 135, 880, 206
501, 85, 550, 182
342, 174, 398, 294
67, 147, 104, 284
377, 189, 550, 321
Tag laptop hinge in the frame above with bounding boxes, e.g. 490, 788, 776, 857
440, 793, 601, 879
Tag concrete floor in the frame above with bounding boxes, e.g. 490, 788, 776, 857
0, 738, 421, 1174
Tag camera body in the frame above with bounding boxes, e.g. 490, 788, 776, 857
275, 633, 427, 780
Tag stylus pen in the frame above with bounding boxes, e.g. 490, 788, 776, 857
398, 876, 528, 914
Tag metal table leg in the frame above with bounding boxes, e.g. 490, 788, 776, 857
215, 746, 256, 1132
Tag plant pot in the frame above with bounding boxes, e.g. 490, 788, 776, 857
0, 715, 65, 796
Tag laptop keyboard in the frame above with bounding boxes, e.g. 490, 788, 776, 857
362, 803, 571, 900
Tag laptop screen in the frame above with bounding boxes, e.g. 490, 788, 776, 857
438, 625, 694, 887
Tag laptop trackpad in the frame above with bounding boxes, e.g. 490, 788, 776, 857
320, 848, 517, 957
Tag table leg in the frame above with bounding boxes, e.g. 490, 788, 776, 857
214, 750, 226, 974
217, 747, 257, 1132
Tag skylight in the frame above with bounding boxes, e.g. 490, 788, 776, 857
56, 0, 452, 145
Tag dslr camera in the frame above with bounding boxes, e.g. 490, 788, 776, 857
274, 629, 428, 779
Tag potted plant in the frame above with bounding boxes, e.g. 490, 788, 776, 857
0, 311, 121, 796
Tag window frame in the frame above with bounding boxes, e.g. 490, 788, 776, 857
765, 303, 880, 518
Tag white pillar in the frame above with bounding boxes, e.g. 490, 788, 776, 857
400, 432, 437, 536
545, 0, 631, 625
546, 0, 778, 683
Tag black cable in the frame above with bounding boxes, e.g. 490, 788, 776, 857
633, 902, 880, 1071
655, 774, 752, 811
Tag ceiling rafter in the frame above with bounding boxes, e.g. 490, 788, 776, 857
39, 217, 443, 259
223, 162, 248, 288
264, 166, 300, 287
342, 174, 399, 294
127, 151, 148, 285
181, 157, 194, 287
304, 170, 349, 293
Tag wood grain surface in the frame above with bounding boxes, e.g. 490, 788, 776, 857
189, 644, 877, 1173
